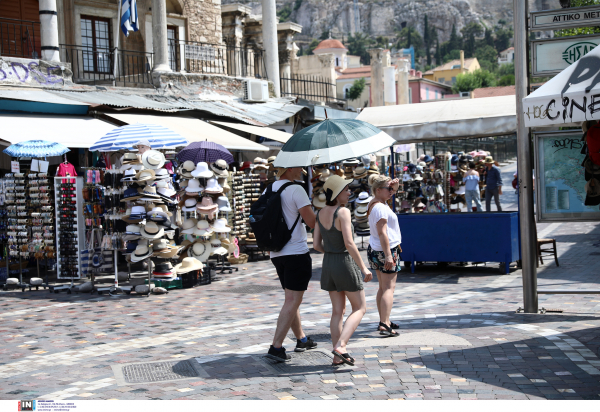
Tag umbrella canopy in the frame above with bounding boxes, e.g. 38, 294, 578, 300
176, 141, 234, 164
90, 123, 188, 152
4, 140, 70, 158
523, 43, 600, 127
273, 119, 396, 168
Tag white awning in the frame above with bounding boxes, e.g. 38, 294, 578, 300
356, 95, 517, 143
210, 121, 292, 144
0, 114, 116, 148
523, 43, 600, 127
103, 113, 269, 152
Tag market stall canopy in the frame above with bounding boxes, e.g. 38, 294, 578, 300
102, 113, 269, 152
356, 95, 517, 143
210, 121, 292, 144
523, 43, 600, 128
0, 114, 116, 148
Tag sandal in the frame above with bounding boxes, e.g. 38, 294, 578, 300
332, 350, 355, 366
376, 321, 400, 330
379, 322, 399, 337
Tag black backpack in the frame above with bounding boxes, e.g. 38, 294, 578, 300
249, 182, 303, 252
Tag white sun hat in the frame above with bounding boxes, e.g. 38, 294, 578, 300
212, 218, 231, 233
191, 162, 213, 178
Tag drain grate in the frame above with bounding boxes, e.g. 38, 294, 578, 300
260, 350, 341, 374
121, 360, 198, 383
222, 285, 281, 294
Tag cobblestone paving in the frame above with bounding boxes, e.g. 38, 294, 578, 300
1, 189, 599, 400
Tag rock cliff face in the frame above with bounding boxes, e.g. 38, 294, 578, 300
223, 0, 548, 43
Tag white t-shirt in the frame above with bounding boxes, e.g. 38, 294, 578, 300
368, 202, 402, 251
266, 180, 311, 258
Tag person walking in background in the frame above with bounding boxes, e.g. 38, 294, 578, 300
265, 167, 317, 362
464, 162, 482, 212
367, 175, 402, 337
313, 175, 372, 366
484, 156, 503, 212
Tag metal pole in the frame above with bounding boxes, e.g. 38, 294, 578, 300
113, 0, 122, 86
514, 0, 538, 313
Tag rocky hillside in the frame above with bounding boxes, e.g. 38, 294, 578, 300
224, 0, 548, 42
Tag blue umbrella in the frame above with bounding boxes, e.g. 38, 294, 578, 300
4, 140, 70, 158
90, 124, 188, 152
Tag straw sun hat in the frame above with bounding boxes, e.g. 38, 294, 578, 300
323, 175, 353, 204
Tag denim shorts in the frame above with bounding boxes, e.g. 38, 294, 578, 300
367, 245, 402, 274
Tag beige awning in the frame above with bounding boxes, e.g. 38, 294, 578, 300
102, 113, 269, 151
210, 121, 292, 144
0, 114, 116, 148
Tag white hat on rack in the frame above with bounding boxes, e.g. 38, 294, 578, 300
121, 169, 137, 182
204, 178, 223, 194
194, 220, 214, 237
212, 218, 231, 233
185, 179, 203, 194
174, 257, 204, 274
216, 196, 232, 212
153, 169, 170, 180
187, 240, 212, 262
142, 150, 166, 170
131, 245, 153, 262
140, 221, 165, 239
182, 198, 198, 212
180, 161, 195, 178
191, 162, 213, 178
181, 218, 198, 234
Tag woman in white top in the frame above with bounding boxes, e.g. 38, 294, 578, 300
367, 175, 402, 337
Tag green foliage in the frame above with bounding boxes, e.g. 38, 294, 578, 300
555, 0, 600, 37
277, 4, 292, 22
396, 26, 424, 57
475, 45, 499, 71
452, 69, 496, 93
374, 36, 389, 49
346, 78, 366, 101
493, 23, 513, 52
442, 49, 461, 63
435, 38, 442, 66
497, 62, 515, 77
308, 39, 320, 54
347, 32, 373, 65
498, 74, 515, 86
319, 30, 331, 40
461, 22, 484, 39
293, 0, 303, 11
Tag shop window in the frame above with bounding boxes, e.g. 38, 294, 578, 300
81, 15, 112, 74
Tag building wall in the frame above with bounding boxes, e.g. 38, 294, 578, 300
423, 60, 481, 84
336, 76, 370, 111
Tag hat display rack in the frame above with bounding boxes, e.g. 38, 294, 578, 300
177, 158, 238, 276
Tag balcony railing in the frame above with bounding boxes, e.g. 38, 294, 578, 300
0, 18, 41, 59
60, 44, 153, 86
281, 74, 344, 104
169, 40, 267, 79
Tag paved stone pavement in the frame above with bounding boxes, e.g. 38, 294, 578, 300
1, 164, 599, 401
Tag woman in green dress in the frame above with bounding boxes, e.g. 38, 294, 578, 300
313, 175, 373, 366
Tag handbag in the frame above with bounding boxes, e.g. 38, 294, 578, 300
81, 230, 102, 275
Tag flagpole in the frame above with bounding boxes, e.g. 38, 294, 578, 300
113, 0, 122, 86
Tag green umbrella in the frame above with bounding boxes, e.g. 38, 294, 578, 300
272, 119, 396, 168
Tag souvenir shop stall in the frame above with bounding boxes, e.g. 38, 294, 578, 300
0, 141, 72, 292
356, 96, 521, 273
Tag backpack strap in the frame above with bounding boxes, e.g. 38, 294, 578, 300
277, 181, 303, 231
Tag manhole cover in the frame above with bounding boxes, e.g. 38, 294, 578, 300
288, 332, 332, 342
121, 360, 198, 383
222, 285, 281, 294
260, 350, 343, 374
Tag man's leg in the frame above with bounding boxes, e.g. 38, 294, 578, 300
494, 188, 502, 211
272, 289, 305, 348
485, 188, 492, 212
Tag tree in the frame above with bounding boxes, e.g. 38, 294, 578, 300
448, 24, 462, 52
473, 69, 496, 88
374, 36, 389, 49
347, 32, 373, 64
308, 39, 320, 54
555, 0, 600, 36
396, 26, 424, 57
435, 38, 442, 66
424, 15, 431, 66
497, 62, 515, 77
465, 32, 476, 58
346, 78, 366, 100
498, 74, 515, 86
484, 29, 494, 47
452, 69, 496, 93
319, 30, 331, 40
277, 4, 292, 22
475, 45, 499, 71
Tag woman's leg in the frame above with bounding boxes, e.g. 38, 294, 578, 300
333, 290, 367, 353
329, 291, 346, 351
377, 270, 397, 328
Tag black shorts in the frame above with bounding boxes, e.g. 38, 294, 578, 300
271, 253, 312, 291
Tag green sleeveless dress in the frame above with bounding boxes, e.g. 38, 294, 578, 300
317, 206, 364, 292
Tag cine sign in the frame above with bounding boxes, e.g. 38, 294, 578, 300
531, 34, 600, 76
531, 5, 600, 30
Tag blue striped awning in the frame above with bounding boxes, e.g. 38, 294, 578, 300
90, 123, 188, 152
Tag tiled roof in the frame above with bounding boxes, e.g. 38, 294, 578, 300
314, 39, 347, 51
472, 85, 515, 98
337, 66, 371, 79
430, 57, 478, 72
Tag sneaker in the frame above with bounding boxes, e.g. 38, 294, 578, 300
265, 345, 291, 362
295, 336, 317, 352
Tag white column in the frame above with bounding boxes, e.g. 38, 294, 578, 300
396, 59, 410, 105
39, 0, 60, 61
383, 66, 396, 106
152, 0, 171, 72
369, 48, 384, 107
261, 0, 280, 97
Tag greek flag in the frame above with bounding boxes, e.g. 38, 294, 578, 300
120, 0, 139, 37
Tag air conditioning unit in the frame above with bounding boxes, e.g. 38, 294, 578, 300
460, 91, 470, 98
243, 79, 269, 103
